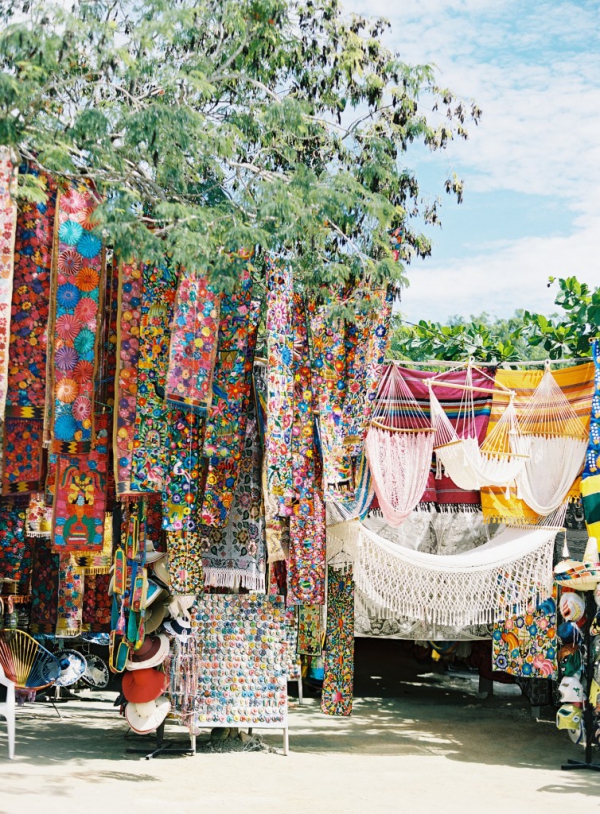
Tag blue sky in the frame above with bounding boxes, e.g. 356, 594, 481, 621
344, 0, 600, 322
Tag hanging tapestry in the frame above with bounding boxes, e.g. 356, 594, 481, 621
201, 400, 266, 592
0, 149, 17, 457
29, 536, 60, 634
297, 604, 324, 656
269, 559, 287, 597
3, 166, 56, 494
166, 267, 219, 413
162, 409, 204, 531
492, 593, 558, 679
257, 376, 288, 563
481, 363, 594, 524
581, 339, 600, 542
48, 184, 104, 449
199, 276, 260, 527
56, 553, 84, 637
167, 530, 204, 595
26, 492, 53, 538
52, 416, 108, 552
82, 571, 111, 632
321, 565, 355, 716
146, 495, 166, 552
265, 257, 294, 500
287, 489, 326, 606
114, 259, 143, 496
70, 511, 113, 574
130, 262, 177, 493
0, 502, 32, 594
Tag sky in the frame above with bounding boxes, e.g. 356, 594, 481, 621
343, 0, 600, 323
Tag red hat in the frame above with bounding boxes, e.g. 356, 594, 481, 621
122, 668, 167, 704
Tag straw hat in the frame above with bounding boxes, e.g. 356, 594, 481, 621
143, 541, 167, 565
144, 600, 168, 635
151, 558, 171, 588
125, 695, 171, 734
125, 633, 170, 671
164, 617, 192, 642
55, 650, 87, 687
554, 537, 600, 591
122, 667, 167, 704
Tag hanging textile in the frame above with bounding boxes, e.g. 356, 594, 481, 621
166, 530, 204, 595
287, 489, 326, 606
56, 553, 84, 637
47, 184, 104, 449
297, 604, 324, 656
329, 521, 556, 627
52, 416, 108, 553
265, 257, 294, 501
492, 592, 558, 679
0, 148, 17, 477
582, 339, 600, 542
481, 362, 594, 524
70, 511, 113, 574
198, 275, 260, 527
130, 262, 177, 492
3, 166, 56, 495
82, 571, 111, 633
114, 259, 143, 496
321, 565, 354, 716
165, 267, 219, 414
201, 401, 266, 591
26, 492, 53, 538
0, 502, 32, 594
29, 536, 60, 634
162, 409, 204, 532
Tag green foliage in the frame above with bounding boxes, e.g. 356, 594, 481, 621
0, 0, 479, 296
391, 277, 600, 363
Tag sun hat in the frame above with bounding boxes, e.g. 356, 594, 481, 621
122, 667, 167, 704
125, 695, 171, 734
142, 541, 167, 565
559, 592, 586, 622
82, 654, 110, 689
144, 579, 167, 609
151, 558, 171, 588
164, 617, 192, 642
145, 600, 168, 635
167, 595, 196, 621
125, 633, 170, 671
555, 537, 600, 590
55, 650, 87, 687
556, 704, 584, 731
558, 676, 585, 704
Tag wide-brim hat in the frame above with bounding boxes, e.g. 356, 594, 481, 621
167, 595, 195, 621
55, 650, 87, 687
143, 541, 167, 565
164, 617, 192, 641
82, 653, 110, 689
555, 537, 600, 590
122, 667, 166, 704
145, 600, 168, 635
151, 558, 171, 588
145, 579, 167, 609
125, 633, 170, 671
125, 695, 171, 734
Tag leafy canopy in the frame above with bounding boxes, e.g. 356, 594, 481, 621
0, 0, 479, 297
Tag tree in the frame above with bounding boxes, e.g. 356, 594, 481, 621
391, 277, 600, 363
0, 0, 480, 301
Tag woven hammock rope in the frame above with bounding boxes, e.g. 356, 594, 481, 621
327, 521, 556, 627
511, 368, 589, 516
429, 365, 528, 491
365, 365, 434, 527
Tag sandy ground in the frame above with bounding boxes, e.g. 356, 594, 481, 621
1, 664, 600, 814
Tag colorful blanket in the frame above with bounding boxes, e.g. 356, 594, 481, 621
48, 184, 104, 449
82, 571, 111, 632
166, 529, 204, 595
0, 148, 17, 479
321, 565, 355, 716
26, 492, 53, 538
162, 408, 204, 531
481, 363, 594, 523
56, 553, 85, 637
166, 267, 219, 413
29, 536, 60, 634
582, 340, 600, 542
297, 604, 324, 656
287, 488, 326, 606
0, 502, 31, 594
201, 400, 266, 591
3, 165, 56, 494
492, 593, 557, 679
130, 262, 177, 492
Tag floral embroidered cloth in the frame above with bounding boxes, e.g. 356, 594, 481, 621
166, 529, 204, 595
0, 148, 17, 477
166, 268, 219, 413
48, 185, 103, 448
0, 502, 32, 594
3, 165, 56, 494
29, 536, 60, 634
582, 339, 600, 543
56, 553, 85, 637
287, 489, 326, 606
297, 604, 324, 656
492, 594, 558, 679
26, 492, 53, 538
321, 565, 355, 716
162, 408, 204, 531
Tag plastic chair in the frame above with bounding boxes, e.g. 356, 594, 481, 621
0, 663, 15, 759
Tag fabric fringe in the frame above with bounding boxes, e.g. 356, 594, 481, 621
202, 567, 266, 593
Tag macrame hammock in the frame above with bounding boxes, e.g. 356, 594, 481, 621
429, 364, 528, 491
365, 365, 434, 527
328, 520, 556, 627
511, 366, 588, 517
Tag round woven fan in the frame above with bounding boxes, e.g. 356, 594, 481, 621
81, 653, 110, 689
55, 649, 87, 687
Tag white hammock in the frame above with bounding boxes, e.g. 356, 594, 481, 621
365, 365, 434, 527
328, 521, 556, 627
511, 368, 588, 516
429, 365, 528, 491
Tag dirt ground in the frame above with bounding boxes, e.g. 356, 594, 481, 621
1, 647, 599, 814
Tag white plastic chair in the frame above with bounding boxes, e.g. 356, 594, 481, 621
0, 662, 15, 759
